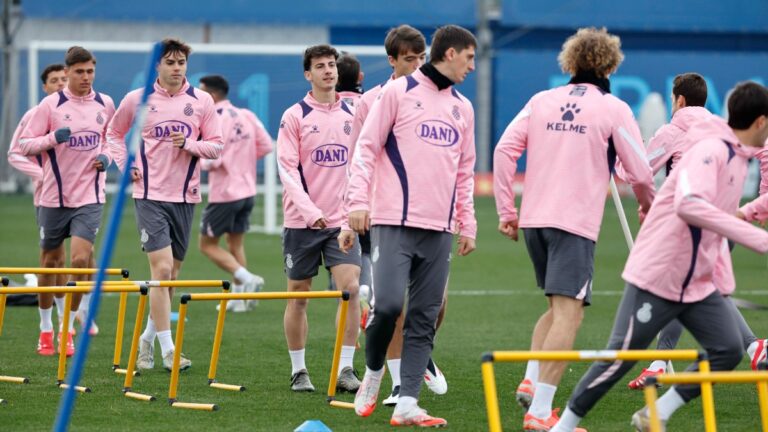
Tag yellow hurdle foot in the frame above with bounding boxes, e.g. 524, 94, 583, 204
208, 381, 245, 392
169, 400, 219, 411
0, 376, 29, 384
58, 383, 91, 393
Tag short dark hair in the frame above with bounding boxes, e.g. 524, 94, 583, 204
65, 46, 95, 67
199, 75, 229, 98
385, 25, 427, 59
336, 52, 361, 92
303, 44, 338, 72
161, 38, 191, 60
429, 25, 477, 63
673, 73, 707, 107
727, 81, 768, 130
40, 64, 65, 84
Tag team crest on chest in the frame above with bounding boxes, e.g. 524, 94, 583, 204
343, 120, 352, 136
452, 105, 461, 120
183, 103, 193, 117
96, 111, 104, 125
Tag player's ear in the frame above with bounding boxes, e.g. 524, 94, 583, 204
304, 70, 312, 82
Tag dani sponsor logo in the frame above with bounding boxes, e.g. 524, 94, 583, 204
67, 130, 101, 151
312, 144, 348, 168
415, 120, 459, 147
151, 120, 192, 142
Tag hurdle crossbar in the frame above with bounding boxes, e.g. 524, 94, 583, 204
122, 280, 230, 403
168, 290, 351, 411
480, 349, 705, 432
644, 370, 768, 432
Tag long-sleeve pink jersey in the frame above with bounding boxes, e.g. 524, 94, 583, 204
349, 77, 392, 158
277, 92, 355, 229
7, 107, 44, 206
757, 146, 768, 195
19, 88, 115, 208
646, 106, 714, 175
623, 118, 768, 303
202, 100, 273, 203
494, 83, 655, 241
346, 70, 477, 239
107, 80, 223, 204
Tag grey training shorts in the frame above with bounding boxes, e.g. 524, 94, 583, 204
134, 199, 195, 261
282, 227, 361, 280
200, 196, 254, 237
38, 204, 103, 250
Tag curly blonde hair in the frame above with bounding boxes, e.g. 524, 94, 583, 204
558, 27, 624, 78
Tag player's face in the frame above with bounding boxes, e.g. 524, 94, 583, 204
304, 55, 337, 92
157, 52, 187, 88
66, 61, 95, 96
445, 46, 475, 84
388, 49, 427, 79
43, 70, 67, 95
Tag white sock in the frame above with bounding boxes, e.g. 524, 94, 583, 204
39, 307, 53, 332
648, 360, 667, 372
387, 358, 402, 388
234, 267, 254, 284
53, 297, 65, 319
529, 382, 557, 419
232, 283, 244, 294
68, 311, 77, 331
141, 318, 157, 344
157, 330, 174, 357
524, 360, 539, 384
550, 407, 582, 432
289, 349, 306, 375
338, 345, 355, 374
747, 340, 759, 359
80, 293, 91, 315
394, 396, 418, 416
656, 387, 686, 420
366, 365, 385, 379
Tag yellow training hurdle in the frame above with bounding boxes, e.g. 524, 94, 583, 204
116, 280, 231, 403
643, 368, 768, 432
167, 290, 352, 411
480, 349, 706, 432
0, 284, 147, 393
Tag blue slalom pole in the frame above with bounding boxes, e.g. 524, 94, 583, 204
53, 41, 164, 432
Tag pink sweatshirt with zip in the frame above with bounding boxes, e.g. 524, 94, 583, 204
346, 70, 477, 239
107, 80, 223, 204
202, 100, 273, 203
646, 106, 715, 174
494, 82, 655, 242
277, 92, 355, 229
623, 118, 768, 302
19, 88, 115, 208
7, 108, 44, 206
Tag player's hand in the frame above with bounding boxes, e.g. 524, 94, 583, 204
498, 218, 519, 241
170, 131, 186, 148
91, 154, 109, 172
349, 210, 370, 235
337, 230, 356, 254
736, 210, 746, 221
457, 236, 476, 256
313, 217, 327, 229
54, 127, 71, 144
130, 167, 142, 182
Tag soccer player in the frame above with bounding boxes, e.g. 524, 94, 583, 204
18, 47, 115, 357
343, 25, 478, 427
350, 24, 449, 407
198, 74, 272, 313
108, 38, 223, 371
550, 81, 768, 432
336, 52, 364, 110
277, 44, 362, 393
627, 73, 768, 389
493, 27, 655, 430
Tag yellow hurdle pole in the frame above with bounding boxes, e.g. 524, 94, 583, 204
655, 371, 768, 385
207, 282, 232, 386
168, 302, 189, 402
123, 287, 149, 392
113, 291, 128, 370
0, 376, 29, 384
0, 277, 8, 336
57, 293, 73, 384
698, 359, 717, 432
756, 379, 768, 432
481, 354, 502, 432
326, 292, 349, 404
642, 380, 662, 432
490, 349, 700, 363
170, 401, 219, 411
0, 286, 140, 295
187, 291, 343, 302
76, 280, 227, 288
0, 267, 124, 275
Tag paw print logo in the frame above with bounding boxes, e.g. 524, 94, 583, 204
560, 103, 581, 121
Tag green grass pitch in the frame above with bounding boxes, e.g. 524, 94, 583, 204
0, 194, 766, 431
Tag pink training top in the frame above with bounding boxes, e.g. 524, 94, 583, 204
277, 92, 355, 229
19, 88, 115, 208
108, 80, 223, 204
645, 106, 714, 175
350, 77, 393, 158
202, 100, 273, 203
7, 107, 44, 206
338, 90, 363, 114
346, 69, 477, 239
623, 117, 768, 303
757, 146, 768, 195
494, 82, 655, 242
